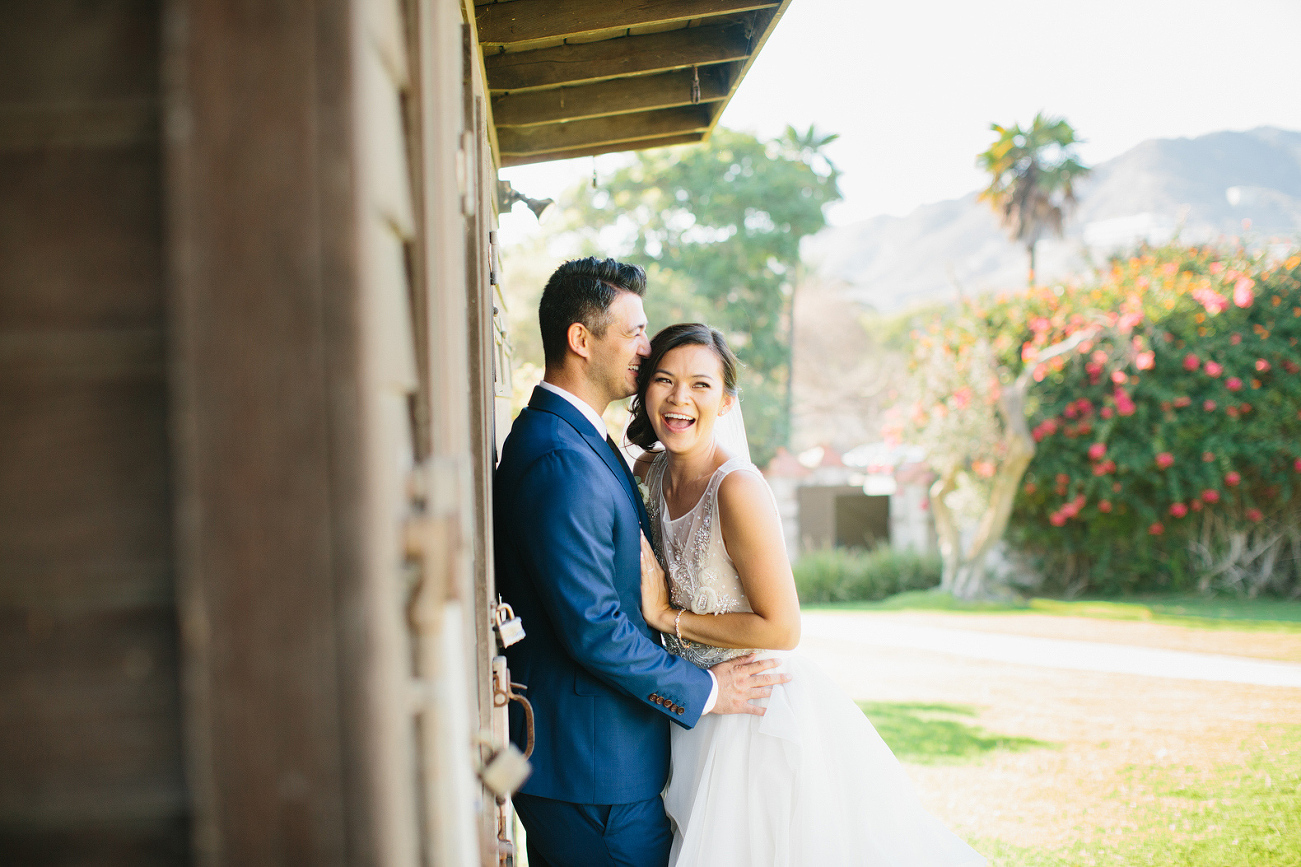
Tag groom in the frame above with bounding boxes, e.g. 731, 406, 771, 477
494, 257, 785, 867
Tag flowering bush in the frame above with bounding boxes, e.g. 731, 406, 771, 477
892, 245, 1301, 596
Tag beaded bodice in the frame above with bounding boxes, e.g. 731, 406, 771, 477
646, 453, 762, 668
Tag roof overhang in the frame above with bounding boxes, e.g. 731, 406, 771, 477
474, 0, 794, 166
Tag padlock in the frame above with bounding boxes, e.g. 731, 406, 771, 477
493, 598, 526, 648
480, 742, 531, 797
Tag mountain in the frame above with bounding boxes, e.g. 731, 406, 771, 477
805, 127, 1301, 313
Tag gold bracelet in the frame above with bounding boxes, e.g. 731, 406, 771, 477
674, 608, 685, 642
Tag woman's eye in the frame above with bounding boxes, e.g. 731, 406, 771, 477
654, 377, 671, 385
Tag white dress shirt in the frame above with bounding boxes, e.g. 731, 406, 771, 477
535, 379, 719, 714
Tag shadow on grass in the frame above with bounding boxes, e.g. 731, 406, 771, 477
858, 701, 1051, 764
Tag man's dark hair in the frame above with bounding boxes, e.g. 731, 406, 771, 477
539, 257, 647, 367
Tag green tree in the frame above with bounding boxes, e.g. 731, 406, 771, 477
978, 113, 1089, 286
560, 126, 841, 466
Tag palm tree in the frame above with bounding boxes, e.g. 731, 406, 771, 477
978, 114, 1089, 286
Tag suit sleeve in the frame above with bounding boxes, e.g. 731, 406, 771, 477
511, 448, 713, 727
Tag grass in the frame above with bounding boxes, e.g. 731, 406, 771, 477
968, 724, 1301, 866
807, 589, 1301, 632
857, 701, 1050, 764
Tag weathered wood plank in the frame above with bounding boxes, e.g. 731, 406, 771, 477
491, 65, 730, 127
0, 381, 172, 583
496, 104, 712, 155
500, 132, 705, 166
0, 0, 160, 105
0, 100, 159, 151
483, 23, 751, 92
0, 328, 164, 382
0, 607, 186, 828
476, 0, 779, 47
359, 40, 417, 238
166, 0, 353, 862
0, 147, 163, 330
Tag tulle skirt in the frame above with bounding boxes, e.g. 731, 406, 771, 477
664, 652, 986, 866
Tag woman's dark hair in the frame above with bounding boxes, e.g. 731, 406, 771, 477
538, 257, 646, 367
626, 323, 739, 451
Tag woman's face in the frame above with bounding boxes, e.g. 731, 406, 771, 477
644, 343, 734, 456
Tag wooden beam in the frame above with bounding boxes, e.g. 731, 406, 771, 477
476, 0, 778, 47
500, 132, 704, 167
492, 65, 730, 127
483, 24, 751, 92
496, 104, 712, 156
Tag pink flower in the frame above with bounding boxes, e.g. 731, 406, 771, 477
1156, 452, 1175, 469
1203, 451, 1215, 462
1226, 377, 1243, 391
1119, 311, 1143, 331
1191, 500, 1204, 512
1115, 390, 1136, 416
1112, 370, 1128, 384
1169, 503, 1188, 518
1192, 287, 1229, 315
1234, 277, 1255, 307
1210, 262, 1225, 274
1091, 350, 1108, 365
1246, 508, 1263, 522
1295, 458, 1301, 474
1050, 512, 1067, 527
1055, 473, 1070, 486
1227, 406, 1240, 419
1088, 442, 1107, 461
972, 460, 996, 478
1204, 400, 1217, 412
1136, 351, 1155, 370
1101, 406, 1115, 419
1205, 361, 1223, 378
1230, 333, 1243, 345
1173, 396, 1191, 408
1226, 471, 1241, 487
1202, 489, 1220, 504
1098, 500, 1113, 513
1149, 522, 1165, 536
1240, 403, 1252, 414
1183, 354, 1200, 372
1255, 358, 1271, 373
1024, 481, 1037, 494
953, 386, 972, 409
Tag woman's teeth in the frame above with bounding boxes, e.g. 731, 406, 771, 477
663, 413, 694, 432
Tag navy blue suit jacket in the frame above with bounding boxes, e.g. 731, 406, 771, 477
495, 386, 714, 805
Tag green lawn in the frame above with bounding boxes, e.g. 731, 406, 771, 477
968, 724, 1301, 867
808, 590, 1301, 632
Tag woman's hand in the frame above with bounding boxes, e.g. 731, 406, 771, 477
639, 532, 673, 632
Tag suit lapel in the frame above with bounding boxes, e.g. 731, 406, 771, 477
529, 387, 653, 538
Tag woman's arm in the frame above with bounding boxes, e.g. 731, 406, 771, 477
642, 469, 802, 651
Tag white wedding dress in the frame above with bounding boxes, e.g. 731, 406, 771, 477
646, 454, 986, 867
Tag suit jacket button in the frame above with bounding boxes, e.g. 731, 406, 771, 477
649, 694, 659, 702
675, 706, 684, 714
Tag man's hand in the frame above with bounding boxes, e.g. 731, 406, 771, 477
707, 654, 789, 716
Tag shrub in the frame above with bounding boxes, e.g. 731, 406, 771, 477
997, 246, 1301, 595
794, 546, 943, 603
888, 244, 1301, 596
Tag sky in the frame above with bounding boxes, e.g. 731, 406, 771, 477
498, 0, 1301, 237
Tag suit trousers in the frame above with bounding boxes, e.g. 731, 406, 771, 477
514, 792, 673, 867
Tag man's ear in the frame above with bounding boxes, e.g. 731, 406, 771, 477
567, 322, 592, 360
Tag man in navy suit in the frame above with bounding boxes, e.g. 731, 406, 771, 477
495, 257, 785, 866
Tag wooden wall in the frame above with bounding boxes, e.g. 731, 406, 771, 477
0, 1, 189, 863
1, 1, 510, 863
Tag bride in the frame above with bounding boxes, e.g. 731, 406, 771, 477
626, 323, 985, 867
